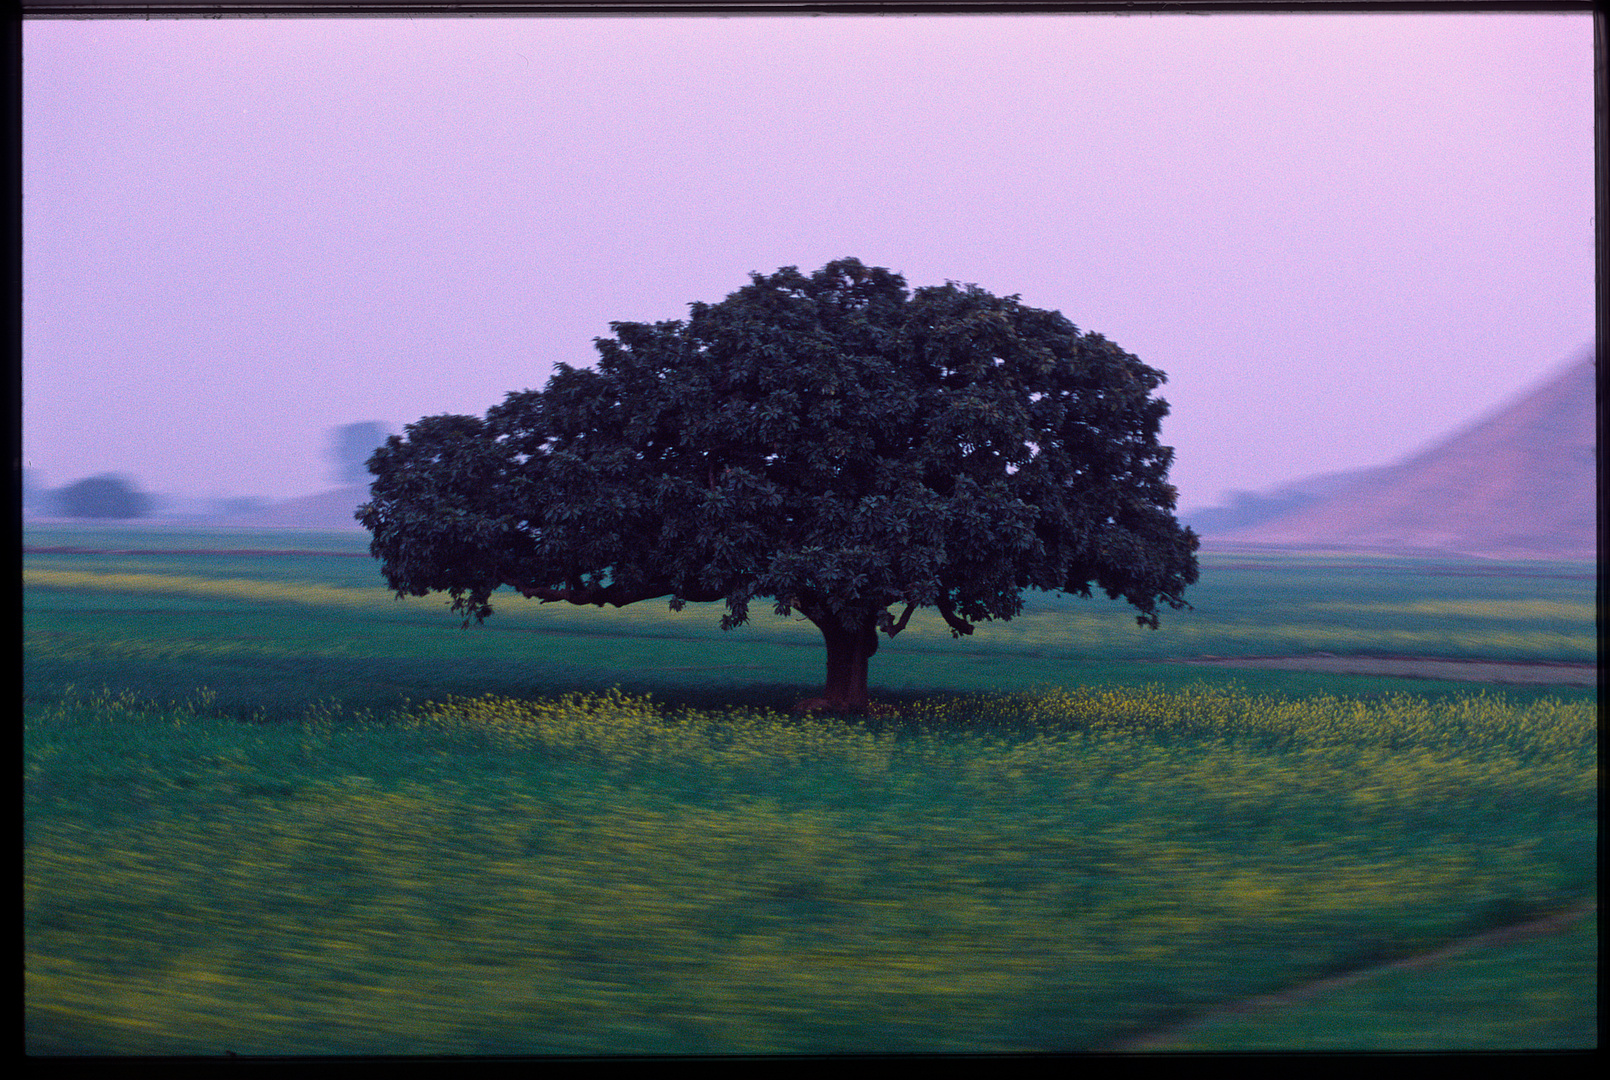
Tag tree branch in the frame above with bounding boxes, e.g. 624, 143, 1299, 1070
935, 596, 974, 637
879, 601, 919, 639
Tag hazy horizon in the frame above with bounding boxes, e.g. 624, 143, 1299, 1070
23, 341, 1596, 522
24, 14, 1595, 514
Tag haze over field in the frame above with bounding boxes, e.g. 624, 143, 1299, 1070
23, 13, 1594, 518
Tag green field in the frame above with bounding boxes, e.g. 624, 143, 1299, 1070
23, 523, 1599, 1054
22, 523, 1598, 715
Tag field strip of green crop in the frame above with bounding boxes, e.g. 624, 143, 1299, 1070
23, 568, 412, 610
1172, 655, 1597, 687
24, 555, 1600, 665
1306, 598, 1597, 620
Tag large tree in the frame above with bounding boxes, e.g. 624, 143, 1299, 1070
359, 259, 1199, 713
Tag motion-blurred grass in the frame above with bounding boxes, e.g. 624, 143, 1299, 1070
25, 685, 1595, 1054
1149, 910, 1597, 1051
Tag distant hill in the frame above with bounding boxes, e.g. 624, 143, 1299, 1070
1200, 347, 1597, 560
229, 485, 371, 531
1182, 465, 1393, 535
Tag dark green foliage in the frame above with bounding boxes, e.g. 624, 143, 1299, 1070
360, 259, 1199, 710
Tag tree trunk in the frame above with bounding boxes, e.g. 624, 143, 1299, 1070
799, 610, 879, 714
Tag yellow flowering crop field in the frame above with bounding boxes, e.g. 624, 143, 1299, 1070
26, 684, 1595, 1054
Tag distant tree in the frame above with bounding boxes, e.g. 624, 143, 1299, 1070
329, 422, 392, 485
21, 469, 53, 515
56, 474, 154, 519
360, 259, 1199, 714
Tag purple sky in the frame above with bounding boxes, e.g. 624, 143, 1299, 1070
23, 13, 1595, 513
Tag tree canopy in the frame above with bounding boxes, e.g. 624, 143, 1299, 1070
359, 259, 1199, 713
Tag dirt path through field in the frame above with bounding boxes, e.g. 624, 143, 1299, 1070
1111, 898, 1597, 1052
1167, 654, 1597, 686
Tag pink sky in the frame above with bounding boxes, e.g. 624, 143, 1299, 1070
22, 12, 1595, 512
